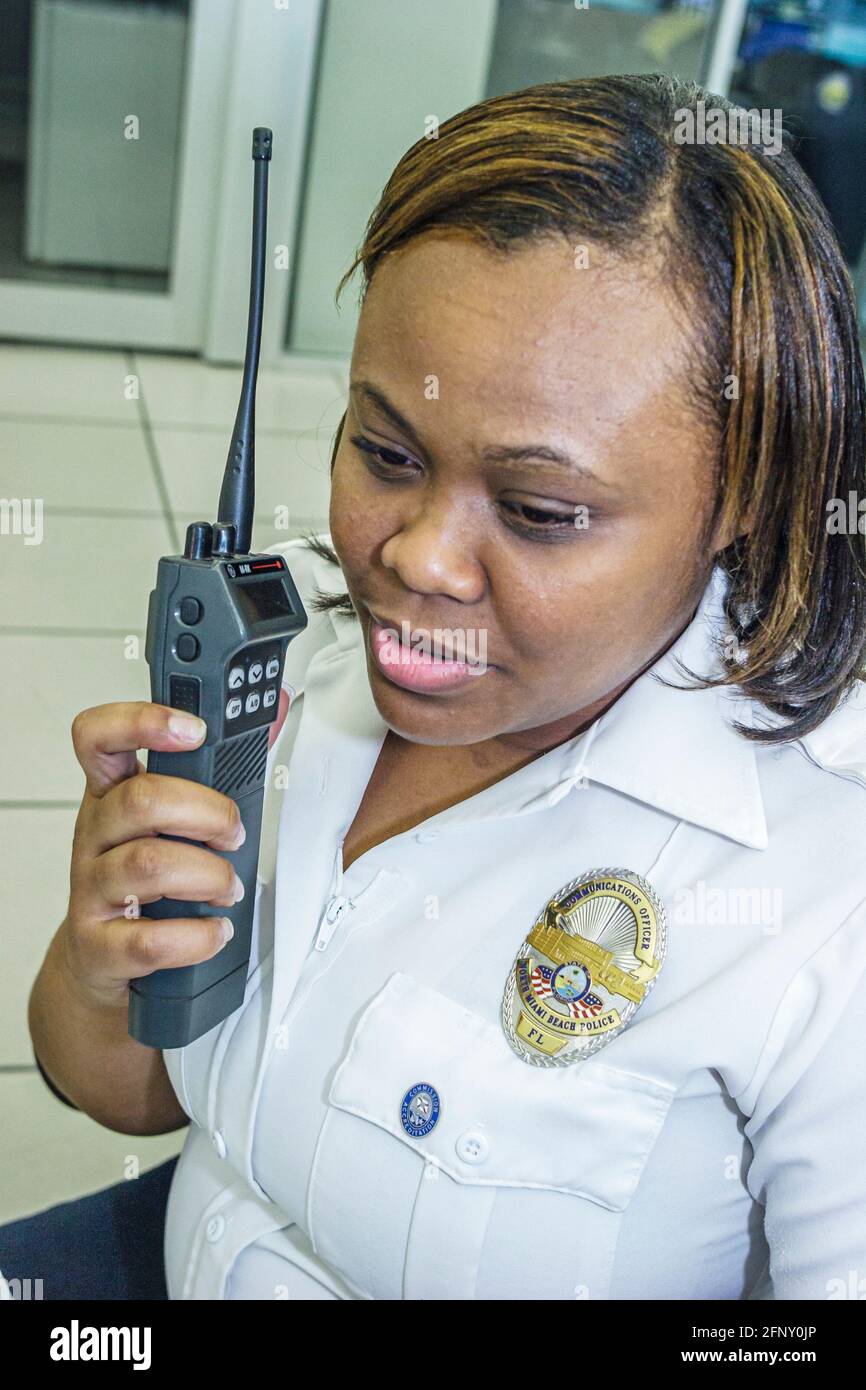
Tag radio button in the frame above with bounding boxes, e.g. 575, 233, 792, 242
226, 697, 242, 720
263, 686, 277, 708
248, 662, 264, 684
179, 597, 202, 625
175, 634, 199, 662
228, 666, 245, 690
245, 692, 261, 714
265, 657, 280, 679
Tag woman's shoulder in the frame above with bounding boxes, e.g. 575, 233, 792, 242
755, 678, 866, 913
747, 672, 866, 789
792, 678, 866, 788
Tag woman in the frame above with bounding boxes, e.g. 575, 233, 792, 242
13, 73, 866, 1301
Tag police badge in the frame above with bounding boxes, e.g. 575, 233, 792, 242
501, 868, 667, 1066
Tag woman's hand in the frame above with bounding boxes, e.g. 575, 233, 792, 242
60, 702, 248, 1012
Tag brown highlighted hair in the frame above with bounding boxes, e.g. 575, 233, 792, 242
302, 73, 866, 744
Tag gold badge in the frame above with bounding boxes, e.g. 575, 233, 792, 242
501, 868, 666, 1066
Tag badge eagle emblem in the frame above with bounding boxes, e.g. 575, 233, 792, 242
501, 868, 667, 1066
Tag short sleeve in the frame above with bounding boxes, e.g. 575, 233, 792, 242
161, 1042, 191, 1120
741, 896, 866, 1299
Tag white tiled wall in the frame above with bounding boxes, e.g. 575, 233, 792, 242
0, 343, 344, 1221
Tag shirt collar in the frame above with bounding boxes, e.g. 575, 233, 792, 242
305, 555, 768, 852
576, 565, 769, 850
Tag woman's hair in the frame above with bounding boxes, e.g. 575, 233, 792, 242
301, 72, 866, 744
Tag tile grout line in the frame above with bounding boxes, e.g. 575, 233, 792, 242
32, 508, 170, 520
0, 801, 80, 809
128, 348, 181, 554
0, 409, 337, 437
0, 412, 143, 428
26, 503, 332, 519
0, 626, 144, 638
25, 506, 325, 521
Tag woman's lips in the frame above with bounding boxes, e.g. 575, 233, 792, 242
368, 616, 492, 694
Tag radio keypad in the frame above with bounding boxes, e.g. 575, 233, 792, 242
222, 642, 283, 734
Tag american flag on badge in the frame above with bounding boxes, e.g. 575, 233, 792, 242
530, 963, 605, 1020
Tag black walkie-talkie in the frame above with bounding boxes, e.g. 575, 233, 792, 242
128, 128, 308, 1049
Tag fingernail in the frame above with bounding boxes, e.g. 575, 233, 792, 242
220, 917, 234, 943
232, 874, 245, 903
169, 714, 206, 743
232, 821, 247, 849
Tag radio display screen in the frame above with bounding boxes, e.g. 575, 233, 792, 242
235, 578, 292, 623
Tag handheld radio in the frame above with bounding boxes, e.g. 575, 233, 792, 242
128, 127, 308, 1049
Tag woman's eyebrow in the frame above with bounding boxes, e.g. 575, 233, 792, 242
481, 442, 615, 487
350, 380, 422, 443
349, 378, 615, 488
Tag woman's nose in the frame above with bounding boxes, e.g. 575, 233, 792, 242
379, 507, 485, 605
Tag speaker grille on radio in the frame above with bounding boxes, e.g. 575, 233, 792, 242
213, 727, 270, 795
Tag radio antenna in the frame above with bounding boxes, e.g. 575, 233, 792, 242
217, 126, 272, 555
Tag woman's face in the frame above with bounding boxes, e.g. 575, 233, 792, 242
329, 235, 729, 753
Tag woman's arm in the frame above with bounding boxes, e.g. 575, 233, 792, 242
29, 922, 189, 1135
28, 699, 246, 1136
741, 895, 866, 1298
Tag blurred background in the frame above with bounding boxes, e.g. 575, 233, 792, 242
1, 0, 864, 1224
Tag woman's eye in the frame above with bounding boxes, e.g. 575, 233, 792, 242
350, 433, 585, 538
351, 434, 415, 472
499, 500, 581, 532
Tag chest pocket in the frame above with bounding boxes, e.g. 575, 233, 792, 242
307, 971, 677, 1300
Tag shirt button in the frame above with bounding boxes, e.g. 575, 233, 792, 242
414, 829, 439, 843
205, 1214, 226, 1243
455, 1130, 489, 1164
211, 1129, 227, 1159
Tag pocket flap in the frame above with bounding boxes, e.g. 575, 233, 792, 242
328, 971, 676, 1211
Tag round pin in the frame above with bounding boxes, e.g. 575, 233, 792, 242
400, 1083, 441, 1137
501, 867, 667, 1067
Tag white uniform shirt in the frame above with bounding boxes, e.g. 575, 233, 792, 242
162, 534, 866, 1301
